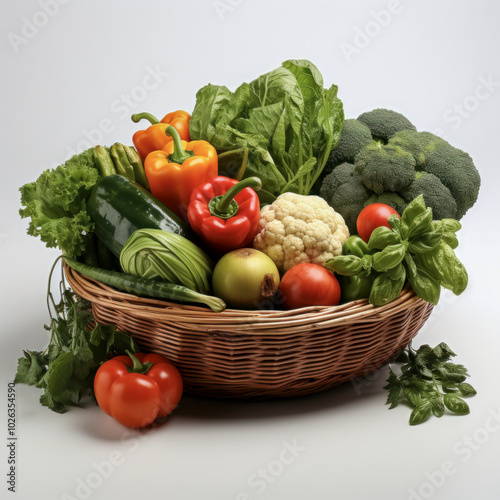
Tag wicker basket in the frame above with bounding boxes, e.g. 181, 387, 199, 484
64, 264, 433, 399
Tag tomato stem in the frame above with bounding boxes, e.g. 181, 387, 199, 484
126, 350, 153, 375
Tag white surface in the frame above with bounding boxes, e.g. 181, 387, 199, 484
1, 1, 499, 499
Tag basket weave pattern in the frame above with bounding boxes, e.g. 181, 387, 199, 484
65, 264, 433, 398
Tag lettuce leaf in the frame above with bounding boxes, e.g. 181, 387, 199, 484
19, 148, 99, 258
190, 59, 344, 203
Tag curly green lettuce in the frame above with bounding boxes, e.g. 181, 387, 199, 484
19, 148, 99, 258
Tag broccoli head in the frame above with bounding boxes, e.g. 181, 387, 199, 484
390, 130, 480, 219
317, 108, 480, 231
319, 162, 371, 233
421, 142, 480, 219
354, 142, 416, 194
328, 118, 373, 168
400, 172, 457, 220
357, 108, 416, 143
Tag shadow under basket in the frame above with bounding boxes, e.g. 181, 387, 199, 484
64, 264, 433, 399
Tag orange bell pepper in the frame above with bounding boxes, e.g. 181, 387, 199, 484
131, 110, 191, 162
144, 126, 218, 219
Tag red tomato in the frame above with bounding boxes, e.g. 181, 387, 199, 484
94, 352, 183, 428
279, 263, 341, 309
356, 203, 400, 242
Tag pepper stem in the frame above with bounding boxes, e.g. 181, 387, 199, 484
125, 350, 153, 375
209, 176, 262, 220
165, 125, 194, 164
131, 112, 160, 125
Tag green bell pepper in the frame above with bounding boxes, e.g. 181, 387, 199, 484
342, 235, 371, 258
339, 236, 375, 302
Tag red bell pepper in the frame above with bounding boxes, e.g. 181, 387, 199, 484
93, 351, 183, 428
187, 176, 262, 254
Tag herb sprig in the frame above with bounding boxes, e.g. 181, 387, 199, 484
14, 256, 139, 413
384, 342, 477, 425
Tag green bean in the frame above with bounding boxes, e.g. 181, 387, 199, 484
63, 257, 226, 312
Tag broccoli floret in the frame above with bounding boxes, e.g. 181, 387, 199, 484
364, 192, 407, 215
390, 130, 443, 170
390, 130, 480, 219
354, 142, 416, 194
319, 162, 372, 233
312, 119, 373, 194
400, 172, 457, 220
328, 119, 373, 168
422, 143, 480, 219
357, 108, 416, 143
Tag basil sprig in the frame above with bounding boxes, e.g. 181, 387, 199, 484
385, 342, 476, 425
325, 195, 468, 306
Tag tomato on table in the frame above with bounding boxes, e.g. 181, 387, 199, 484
279, 263, 341, 309
356, 203, 400, 242
94, 351, 183, 428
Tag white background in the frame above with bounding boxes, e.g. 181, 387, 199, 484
1, 1, 499, 499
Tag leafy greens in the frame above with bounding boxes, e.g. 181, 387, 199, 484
19, 148, 99, 258
385, 342, 476, 425
14, 257, 139, 413
189, 59, 344, 203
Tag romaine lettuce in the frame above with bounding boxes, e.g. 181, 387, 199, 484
190, 59, 344, 203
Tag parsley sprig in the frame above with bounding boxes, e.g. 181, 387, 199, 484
384, 342, 477, 425
14, 256, 139, 413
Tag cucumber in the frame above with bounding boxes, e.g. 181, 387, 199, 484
88, 174, 194, 257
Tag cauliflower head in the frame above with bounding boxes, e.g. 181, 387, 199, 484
253, 193, 349, 273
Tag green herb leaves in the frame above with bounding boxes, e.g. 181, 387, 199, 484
189, 59, 344, 203
14, 258, 139, 413
19, 148, 99, 258
325, 195, 468, 306
384, 343, 476, 425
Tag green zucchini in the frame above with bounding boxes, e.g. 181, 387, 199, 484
88, 174, 194, 257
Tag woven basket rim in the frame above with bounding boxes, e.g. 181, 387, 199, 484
64, 263, 427, 329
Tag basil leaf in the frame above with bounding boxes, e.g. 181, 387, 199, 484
372, 243, 407, 272
431, 219, 461, 249
324, 255, 363, 276
437, 244, 468, 295
409, 399, 432, 425
384, 370, 401, 409
408, 207, 433, 240
369, 272, 406, 306
433, 218, 462, 234
404, 254, 441, 305
408, 230, 442, 254
444, 394, 470, 415
442, 383, 460, 393
388, 214, 403, 236
401, 195, 427, 229
458, 383, 477, 397
416, 242, 468, 295
430, 397, 445, 418
368, 226, 401, 250
386, 263, 405, 280
360, 254, 373, 272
